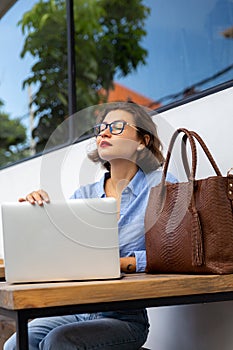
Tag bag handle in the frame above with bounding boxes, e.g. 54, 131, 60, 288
181, 130, 222, 178
161, 128, 198, 185
159, 128, 205, 266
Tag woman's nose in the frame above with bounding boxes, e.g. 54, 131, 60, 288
99, 126, 111, 137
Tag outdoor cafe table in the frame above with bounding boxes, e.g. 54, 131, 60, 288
1, 272, 233, 349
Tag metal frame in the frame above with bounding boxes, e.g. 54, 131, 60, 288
66, 0, 77, 144
66, 0, 77, 116
2, 291, 233, 350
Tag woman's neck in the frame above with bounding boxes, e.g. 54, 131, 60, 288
108, 160, 138, 196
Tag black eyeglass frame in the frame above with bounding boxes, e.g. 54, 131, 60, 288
93, 120, 138, 137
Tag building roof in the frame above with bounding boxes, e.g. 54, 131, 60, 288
101, 82, 160, 110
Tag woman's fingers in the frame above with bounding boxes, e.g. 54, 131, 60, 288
18, 190, 50, 206
26, 191, 43, 205
37, 190, 50, 203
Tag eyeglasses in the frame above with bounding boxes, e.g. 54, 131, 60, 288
93, 120, 138, 137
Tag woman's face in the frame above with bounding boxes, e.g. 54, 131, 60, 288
96, 109, 143, 164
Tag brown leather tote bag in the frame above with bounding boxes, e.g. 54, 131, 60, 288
145, 128, 233, 274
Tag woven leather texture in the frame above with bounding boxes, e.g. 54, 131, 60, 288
145, 128, 233, 274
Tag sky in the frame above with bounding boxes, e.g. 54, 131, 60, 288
0, 0, 232, 130
117, 0, 233, 102
0, 0, 35, 121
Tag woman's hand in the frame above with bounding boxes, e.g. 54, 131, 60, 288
120, 257, 136, 273
18, 189, 50, 206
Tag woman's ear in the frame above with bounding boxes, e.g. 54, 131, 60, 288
137, 134, 150, 151
143, 134, 150, 147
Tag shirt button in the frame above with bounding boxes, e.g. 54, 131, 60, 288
124, 189, 129, 193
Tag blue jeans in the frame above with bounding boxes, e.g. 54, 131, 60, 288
4, 311, 149, 350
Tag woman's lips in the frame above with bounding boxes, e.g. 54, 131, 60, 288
99, 140, 112, 148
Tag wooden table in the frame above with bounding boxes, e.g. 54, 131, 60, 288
1, 273, 233, 349
0, 259, 5, 279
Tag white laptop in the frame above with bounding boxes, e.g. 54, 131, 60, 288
1, 198, 121, 284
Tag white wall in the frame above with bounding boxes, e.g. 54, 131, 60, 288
0, 86, 233, 349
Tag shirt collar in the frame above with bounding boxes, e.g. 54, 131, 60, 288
96, 172, 110, 198
97, 168, 147, 198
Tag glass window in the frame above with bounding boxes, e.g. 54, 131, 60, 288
0, 0, 232, 168
0, 0, 38, 167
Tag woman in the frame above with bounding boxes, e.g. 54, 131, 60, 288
4, 102, 177, 350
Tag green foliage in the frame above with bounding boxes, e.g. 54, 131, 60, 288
0, 100, 29, 168
18, 0, 150, 151
95, 0, 149, 90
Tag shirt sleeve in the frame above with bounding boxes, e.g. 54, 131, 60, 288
135, 250, 147, 272
70, 188, 82, 199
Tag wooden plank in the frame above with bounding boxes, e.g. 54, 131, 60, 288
0, 273, 233, 310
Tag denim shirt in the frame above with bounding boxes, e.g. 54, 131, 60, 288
71, 168, 177, 273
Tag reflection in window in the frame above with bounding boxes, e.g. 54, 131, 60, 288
0, 0, 232, 167
117, 0, 233, 106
